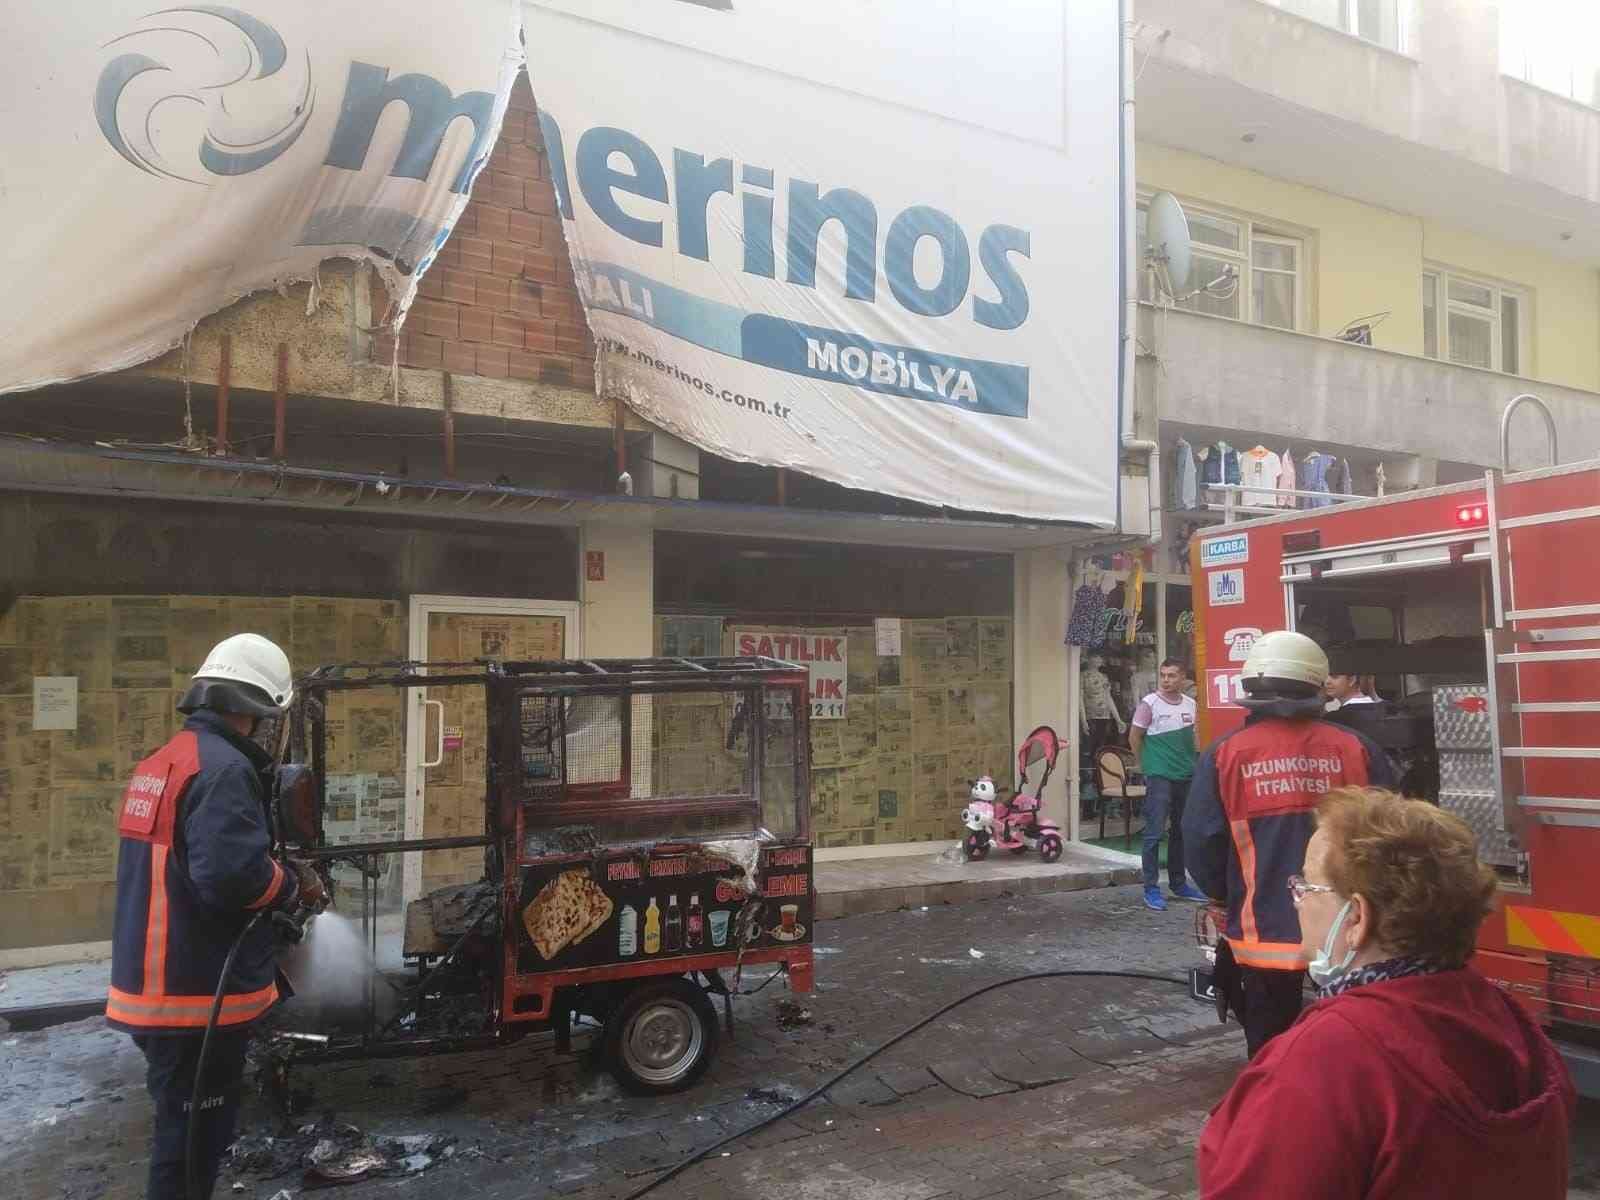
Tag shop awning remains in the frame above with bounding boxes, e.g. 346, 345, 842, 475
0, 436, 1098, 552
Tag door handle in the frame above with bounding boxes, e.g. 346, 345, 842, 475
421, 698, 446, 768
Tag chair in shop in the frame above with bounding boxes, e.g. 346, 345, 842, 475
1095, 747, 1144, 846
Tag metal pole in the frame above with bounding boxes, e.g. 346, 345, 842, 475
273, 342, 288, 459
215, 335, 231, 455
442, 372, 456, 479
613, 394, 627, 477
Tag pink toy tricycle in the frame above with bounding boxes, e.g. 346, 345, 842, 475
959, 725, 1065, 864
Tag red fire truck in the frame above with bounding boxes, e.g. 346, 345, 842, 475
1190, 400, 1599, 1095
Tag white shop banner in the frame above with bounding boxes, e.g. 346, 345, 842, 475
524, 1, 1123, 524
1, 1, 522, 393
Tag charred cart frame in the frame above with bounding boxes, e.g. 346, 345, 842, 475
272, 656, 816, 1091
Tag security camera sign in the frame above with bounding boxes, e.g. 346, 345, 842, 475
733, 628, 848, 719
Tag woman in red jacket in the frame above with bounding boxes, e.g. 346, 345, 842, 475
1197, 787, 1574, 1199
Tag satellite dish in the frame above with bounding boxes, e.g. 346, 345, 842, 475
1145, 191, 1192, 295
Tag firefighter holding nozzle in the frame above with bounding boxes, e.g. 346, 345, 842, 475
107, 634, 325, 1199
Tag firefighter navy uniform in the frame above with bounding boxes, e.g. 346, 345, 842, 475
1183, 695, 1396, 1054
109, 707, 297, 1199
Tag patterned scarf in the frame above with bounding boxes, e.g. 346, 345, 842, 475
1314, 954, 1446, 999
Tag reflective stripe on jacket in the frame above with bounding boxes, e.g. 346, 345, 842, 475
108, 709, 293, 1033
1182, 705, 1396, 970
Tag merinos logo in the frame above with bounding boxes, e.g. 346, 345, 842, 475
96, 6, 496, 195
537, 112, 1034, 333
95, 6, 315, 183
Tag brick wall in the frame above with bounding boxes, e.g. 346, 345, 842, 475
372, 76, 595, 391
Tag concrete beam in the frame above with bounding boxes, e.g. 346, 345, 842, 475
1141, 305, 1600, 470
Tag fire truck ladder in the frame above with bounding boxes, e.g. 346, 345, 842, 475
1485, 394, 1600, 855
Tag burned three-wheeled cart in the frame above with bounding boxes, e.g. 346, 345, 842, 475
271, 656, 816, 1094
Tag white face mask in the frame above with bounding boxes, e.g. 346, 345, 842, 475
1307, 898, 1358, 987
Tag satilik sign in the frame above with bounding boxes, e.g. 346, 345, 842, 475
733, 628, 848, 719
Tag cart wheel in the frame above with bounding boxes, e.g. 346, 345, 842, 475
964, 833, 990, 862
1039, 834, 1063, 864
605, 977, 720, 1096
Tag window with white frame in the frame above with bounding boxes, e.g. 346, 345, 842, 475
1500, 0, 1600, 108
1137, 195, 1304, 332
1422, 269, 1528, 375
1263, 0, 1405, 52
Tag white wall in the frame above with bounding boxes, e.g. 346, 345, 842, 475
1012, 546, 1076, 839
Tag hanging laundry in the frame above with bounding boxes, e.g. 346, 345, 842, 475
1335, 458, 1354, 499
1066, 581, 1108, 647
1219, 441, 1241, 486
1239, 445, 1283, 508
1198, 444, 1221, 486
1376, 462, 1386, 497
1173, 438, 1199, 510
1301, 451, 1336, 508
1278, 449, 1297, 508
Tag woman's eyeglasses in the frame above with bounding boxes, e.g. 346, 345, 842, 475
1287, 875, 1336, 905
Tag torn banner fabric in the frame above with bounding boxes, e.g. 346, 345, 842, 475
2, 1, 522, 393
523, 0, 1123, 524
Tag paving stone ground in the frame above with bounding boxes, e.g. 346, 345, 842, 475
5, 883, 1598, 1200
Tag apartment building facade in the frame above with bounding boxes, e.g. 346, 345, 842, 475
1092, 0, 1600, 771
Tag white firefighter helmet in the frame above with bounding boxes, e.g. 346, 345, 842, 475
180, 633, 294, 717
1239, 630, 1328, 696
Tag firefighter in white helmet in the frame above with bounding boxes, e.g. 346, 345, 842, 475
108, 634, 322, 1199
1181, 630, 1397, 1056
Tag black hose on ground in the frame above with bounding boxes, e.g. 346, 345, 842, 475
621, 968, 1192, 1200
187, 911, 265, 1200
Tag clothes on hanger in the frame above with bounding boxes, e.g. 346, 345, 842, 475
1239, 445, 1283, 508
1198, 442, 1240, 503
1173, 439, 1199, 510
1066, 580, 1108, 647
1335, 457, 1354, 498
1376, 462, 1386, 497
1278, 449, 1297, 508
1301, 451, 1336, 509
1220, 441, 1241, 486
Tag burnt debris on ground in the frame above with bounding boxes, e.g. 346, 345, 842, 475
773, 1000, 812, 1030
230, 1116, 458, 1187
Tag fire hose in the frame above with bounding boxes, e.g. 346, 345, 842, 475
185, 911, 264, 1200
619, 968, 1193, 1200
186, 879, 323, 1200
189, 940, 1190, 1199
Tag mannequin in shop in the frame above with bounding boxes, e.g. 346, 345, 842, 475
1080, 653, 1127, 760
